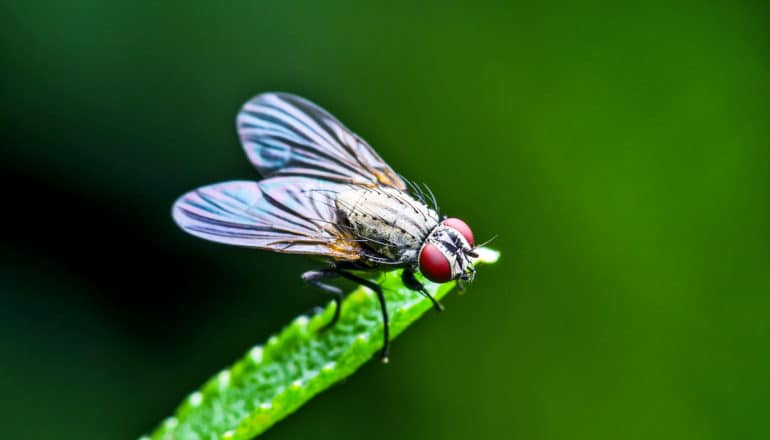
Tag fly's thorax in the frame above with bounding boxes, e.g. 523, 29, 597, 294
335, 185, 439, 262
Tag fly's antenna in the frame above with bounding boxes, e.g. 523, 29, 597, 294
475, 234, 499, 249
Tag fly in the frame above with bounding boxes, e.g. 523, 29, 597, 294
172, 93, 478, 362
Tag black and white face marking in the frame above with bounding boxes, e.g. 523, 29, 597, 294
418, 224, 476, 283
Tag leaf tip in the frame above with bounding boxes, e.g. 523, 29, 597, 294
474, 246, 500, 264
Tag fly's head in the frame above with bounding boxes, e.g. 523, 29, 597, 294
418, 218, 478, 284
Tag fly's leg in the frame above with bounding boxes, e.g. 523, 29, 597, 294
333, 269, 391, 363
303, 266, 391, 363
301, 269, 344, 333
402, 269, 444, 312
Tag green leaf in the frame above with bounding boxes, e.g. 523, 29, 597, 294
143, 248, 499, 440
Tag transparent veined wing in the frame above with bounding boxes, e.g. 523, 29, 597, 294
172, 177, 361, 260
237, 92, 407, 190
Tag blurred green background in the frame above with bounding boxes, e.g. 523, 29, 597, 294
2, 1, 769, 439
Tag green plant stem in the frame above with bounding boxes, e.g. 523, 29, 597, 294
143, 248, 499, 440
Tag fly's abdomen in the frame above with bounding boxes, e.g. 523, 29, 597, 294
336, 186, 438, 262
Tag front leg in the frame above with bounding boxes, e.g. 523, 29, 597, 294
402, 269, 444, 312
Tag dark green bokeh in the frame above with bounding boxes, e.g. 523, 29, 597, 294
2, 1, 769, 439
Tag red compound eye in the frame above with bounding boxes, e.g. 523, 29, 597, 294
419, 243, 452, 283
442, 217, 474, 247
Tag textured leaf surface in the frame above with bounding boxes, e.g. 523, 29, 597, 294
143, 248, 499, 440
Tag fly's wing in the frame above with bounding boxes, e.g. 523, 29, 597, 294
172, 177, 361, 260
237, 92, 407, 191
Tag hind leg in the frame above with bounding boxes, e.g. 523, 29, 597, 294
302, 266, 392, 363
301, 269, 344, 332
332, 269, 391, 363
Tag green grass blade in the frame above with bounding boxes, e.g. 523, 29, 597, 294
143, 247, 499, 440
